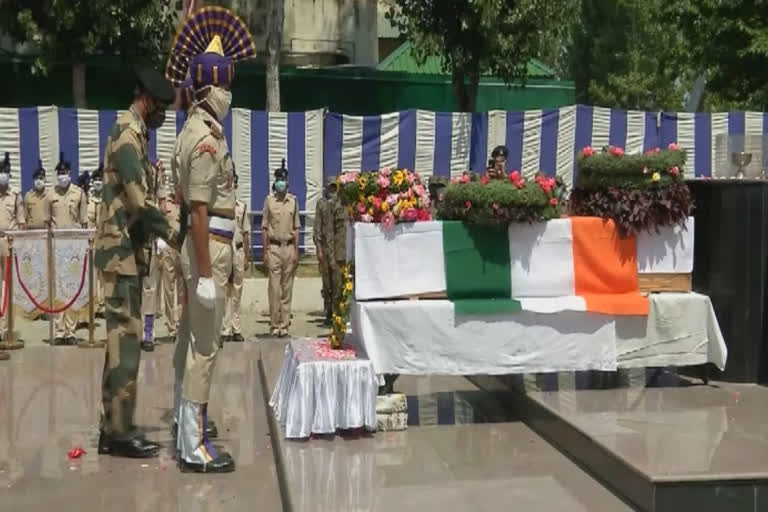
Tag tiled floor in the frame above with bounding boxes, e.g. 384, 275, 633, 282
260, 340, 634, 512
527, 383, 768, 481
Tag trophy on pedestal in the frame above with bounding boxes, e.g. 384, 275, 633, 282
731, 151, 752, 179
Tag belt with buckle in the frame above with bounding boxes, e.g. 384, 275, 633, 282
269, 239, 292, 247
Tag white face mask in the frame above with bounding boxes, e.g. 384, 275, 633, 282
34, 178, 45, 191
205, 86, 232, 121
0, 173, 9, 186
57, 174, 70, 188
92, 180, 103, 193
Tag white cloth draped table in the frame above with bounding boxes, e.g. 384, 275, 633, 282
270, 338, 379, 439
350, 293, 727, 376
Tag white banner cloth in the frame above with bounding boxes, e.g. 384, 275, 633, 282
351, 218, 695, 301
270, 338, 378, 439
350, 293, 726, 376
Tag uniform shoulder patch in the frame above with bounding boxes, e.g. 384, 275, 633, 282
197, 142, 217, 156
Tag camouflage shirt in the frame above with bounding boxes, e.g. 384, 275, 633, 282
95, 106, 170, 276
313, 196, 345, 261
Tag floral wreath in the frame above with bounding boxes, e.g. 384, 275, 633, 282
329, 263, 354, 349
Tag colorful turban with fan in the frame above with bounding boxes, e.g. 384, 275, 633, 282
165, 6, 257, 90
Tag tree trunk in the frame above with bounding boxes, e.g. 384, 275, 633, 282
451, 68, 479, 112
72, 60, 87, 109
265, 0, 284, 112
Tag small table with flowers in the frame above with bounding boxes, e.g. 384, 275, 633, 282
269, 337, 378, 439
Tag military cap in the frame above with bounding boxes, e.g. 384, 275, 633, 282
91, 163, 103, 181
491, 145, 509, 158
166, 6, 257, 89
33, 160, 45, 179
0, 152, 9, 172
274, 159, 288, 181
325, 176, 338, 187
136, 66, 175, 104
55, 152, 70, 172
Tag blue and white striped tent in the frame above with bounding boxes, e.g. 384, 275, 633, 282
2, 104, 768, 218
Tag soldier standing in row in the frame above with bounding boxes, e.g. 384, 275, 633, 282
262, 163, 300, 337
221, 172, 249, 342
51, 153, 87, 345
156, 187, 183, 340
313, 177, 337, 325
87, 165, 105, 316
95, 66, 175, 458
25, 162, 51, 229
166, 5, 256, 472
0, 153, 25, 343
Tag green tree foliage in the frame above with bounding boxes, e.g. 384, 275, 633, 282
386, 0, 576, 112
570, 0, 693, 111
677, 0, 768, 110
0, 0, 176, 107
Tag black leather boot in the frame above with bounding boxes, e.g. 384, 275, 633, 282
179, 451, 235, 473
98, 431, 160, 458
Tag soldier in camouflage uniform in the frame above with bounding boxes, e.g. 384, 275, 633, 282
165, 6, 256, 473
313, 177, 337, 324
94, 66, 175, 458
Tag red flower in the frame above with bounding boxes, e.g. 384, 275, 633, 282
492, 202, 500, 210
609, 146, 625, 157
480, 175, 490, 185
417, 209, 431, 221
549, 197, 558, 206
668, 142, 681, 151
645, 147, 660, 155
509, 170, 521, 182
459, 173, 471, 184
582, 146, 595, 157
669, 166, 680, 176
464, 200, 472, 209
514, 179, 525, 189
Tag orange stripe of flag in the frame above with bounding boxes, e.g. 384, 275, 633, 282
571, 217, 649, 315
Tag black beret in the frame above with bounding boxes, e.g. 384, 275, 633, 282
0, 152, 9, 171
274, 158, 288, 180
34, 159, 45, 178
91, 163, 103, 180
491, 145, 509, 158
136, 66, 175, 104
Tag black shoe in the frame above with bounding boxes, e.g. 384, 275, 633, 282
141, 341, 154, 352
172, 419, 219, 439
179, 451, 235, 473
53, 337, 66, 346
98, 431, 160, 458
66, 336, 77, 346
231, 333, 244, 342
221, 334, 232, 342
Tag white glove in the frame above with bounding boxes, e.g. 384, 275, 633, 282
196, 276, 216, 310
156, 238, 168, 253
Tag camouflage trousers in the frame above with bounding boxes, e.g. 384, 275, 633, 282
319, 257, 343, 319
100, 271, 143, 438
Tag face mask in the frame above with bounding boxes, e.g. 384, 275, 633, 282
92, 180, 103, 193
34, 178, 45, 191
327, 190, 337, 199
57, 174, 71, 188
274, 180, 287, 193
146, 103, 166, 130
0, 173, 9, 186
205, 86, 232, 121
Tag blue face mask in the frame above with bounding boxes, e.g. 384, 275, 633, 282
275, 180, 287, 193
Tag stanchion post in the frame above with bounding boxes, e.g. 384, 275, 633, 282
79, 237, 104, 349
47, 225, 54, 345
1, 235, 23, 350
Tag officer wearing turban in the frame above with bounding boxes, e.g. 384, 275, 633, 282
166, 6, 256, 473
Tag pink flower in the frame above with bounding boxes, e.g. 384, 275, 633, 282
376, 175, 390, 188
669, 166, 680, 176
492, 202, 500, 210
372, 197, 383, 210
549, 197, 559, 206
380, 167, 393, 177
402, 208, 418, 222
386, 194, 398, 205
414, 184, 426, 197
643, 166, 649, 174
645, 147, 660, 155
406, 172, 415, 184
340, 171, 359, 184
509, 170, 521, 182
380, 211, 396, 230
459, 173, 471, 184
609, 146, 625, 157
360, 213, 373, 223
514, 179, 525, 190
450, 176, 460, 184
480, 175, 490, 185
417, 209, 432, 221
582, 146, 595, 157
668, 142, 681, 151
464, 200, 472, 209
357, 203, 366, 214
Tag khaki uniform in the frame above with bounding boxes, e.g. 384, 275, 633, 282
262, 192, 299, 331
313, 195, 346, 320
23, 189, 51, 228
222, 200, 249, 337
87, 195, 104, 314
173, 106, 234, 404
51, 183, 87, 339
95, 106, 171, 438
0, 188, 25, 338
159, 201, 182, 337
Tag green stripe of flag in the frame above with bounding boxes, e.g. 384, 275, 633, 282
441, 221, 521, 315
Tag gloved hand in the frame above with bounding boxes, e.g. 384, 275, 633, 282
196, 276, 216, 310
156, 238, 168, 253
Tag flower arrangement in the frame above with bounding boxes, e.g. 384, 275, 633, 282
570, 143, 692, 237
329, 263, 354, 349
337, 168, 432, 229
436, 171, 565, 224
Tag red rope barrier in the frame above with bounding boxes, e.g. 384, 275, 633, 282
0, 255, 10, 317
14, 253, 88, 314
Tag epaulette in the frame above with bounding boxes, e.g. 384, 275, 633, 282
204, 120, 223, 140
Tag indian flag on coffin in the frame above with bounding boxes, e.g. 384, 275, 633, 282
350, 218, 693, 314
